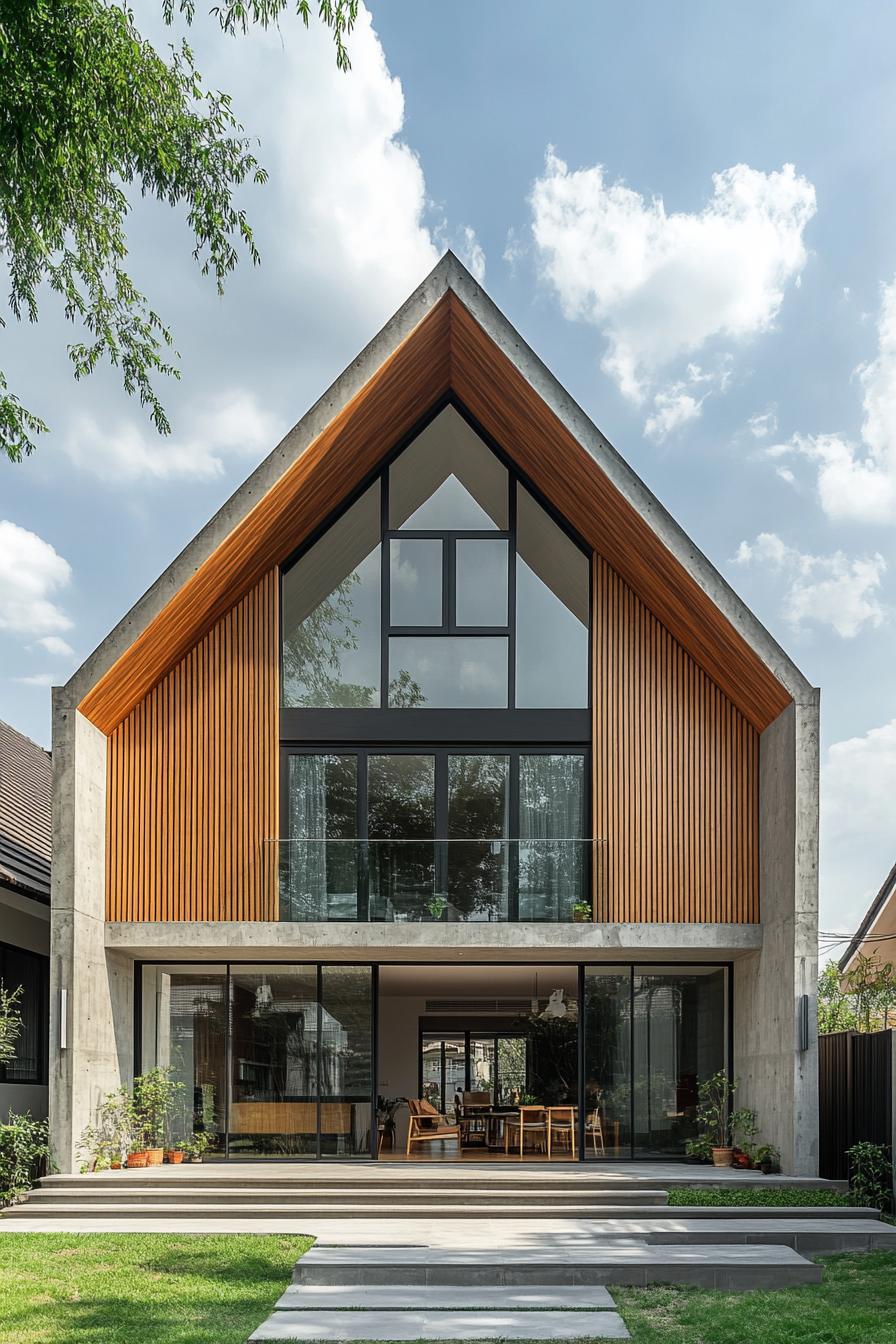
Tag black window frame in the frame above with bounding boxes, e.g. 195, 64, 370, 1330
279, 395, 592, 737
0, 940, 49, 1086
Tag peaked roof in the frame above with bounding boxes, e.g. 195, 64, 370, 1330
838, 859, 896, 973
68, 252, 813, 735
0, 719, 52, 903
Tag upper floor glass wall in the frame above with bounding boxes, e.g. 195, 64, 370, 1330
280, 406, 590, 712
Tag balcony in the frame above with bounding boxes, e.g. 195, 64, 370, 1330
268, 838, 605, 923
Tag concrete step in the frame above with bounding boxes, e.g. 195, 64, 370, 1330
26, 1185, 668, 1207
2, 1201, 669, 1219
249, 1309, 631, 1340
274, 1286, 619, 1310
293, 1245, 822, 1290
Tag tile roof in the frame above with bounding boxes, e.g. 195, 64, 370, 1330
0, 719, 51, 903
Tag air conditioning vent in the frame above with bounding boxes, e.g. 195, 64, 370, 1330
424, 998, 530, 1013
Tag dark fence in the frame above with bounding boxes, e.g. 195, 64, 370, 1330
819, 1029, 893, 1180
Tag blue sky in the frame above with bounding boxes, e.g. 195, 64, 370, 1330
1, 1, 894, 949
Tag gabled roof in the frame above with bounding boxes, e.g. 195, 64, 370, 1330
838, 860, 896, 973
0, 719, 52, 903
67, 252, 813, 735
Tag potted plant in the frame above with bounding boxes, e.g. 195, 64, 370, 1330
696, 1070, 738, 1167
426, 895, 447, 921
164, 1146, 184, 1164
684, 1133, 713, 1164
731, 1108, 759, 1168
571, 900, 592, 923
376, 1096, 405, 1151
182, 1131, 213, 1163
127, 1147, 148, 1168
78, 1087, 134, 1172
132, 1068, 183, 1167
755, 1143, 781, 1175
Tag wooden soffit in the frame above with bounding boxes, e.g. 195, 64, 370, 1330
78, 290, 791, 734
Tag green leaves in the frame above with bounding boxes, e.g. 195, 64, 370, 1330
0, 1, 354, 464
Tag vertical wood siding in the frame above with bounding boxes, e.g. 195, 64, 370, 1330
106, 571, 279, 921
593, 555, 759, 924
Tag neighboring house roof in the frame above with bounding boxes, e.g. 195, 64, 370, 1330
0, 719, 52, 904
63, 252, 815, 736
839, 860, 896, 973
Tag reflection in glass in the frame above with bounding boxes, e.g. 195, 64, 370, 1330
496, 1037, 527, 1104
389, 407, 508, 530
319, 966, 373, 1156
390, 539, 442, 626
518, 754, 586, 920
447, 754, 509, 921
633, 966, 727, 1157
389, 636, 507, 708
283, 755, 358, 920
516, 485, 589, 708
368, 755, 436, 921
141, 965, 227, 1158
420, 1035, 465, 1115
282, 484, 381, 707
228, 965, 319, 1158
584, 968, 631, 1159
456, 539, 508, 626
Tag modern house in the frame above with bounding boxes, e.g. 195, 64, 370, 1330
0, 718, 51, 1120
49, 253, 820, 1174
839, 861, 896, 975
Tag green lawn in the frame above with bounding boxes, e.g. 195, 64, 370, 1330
616, 1251, 896, 1343
0, 1235, 894, 1344
0, 1234, 312, 1344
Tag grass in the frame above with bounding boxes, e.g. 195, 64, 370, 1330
0, 1233, 312, 1344
667, 1185, 850, 1208
1, 1235, 894, 1344
615, 1251, 896, 1343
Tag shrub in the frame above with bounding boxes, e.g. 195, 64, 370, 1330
668, 1185, 849, 1208
132, 1068, 184, 1148
848, 1141, 893, 1214
0, 1111, 50, 1205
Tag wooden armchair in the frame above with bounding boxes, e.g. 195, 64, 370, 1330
406, 1098, 462, 1156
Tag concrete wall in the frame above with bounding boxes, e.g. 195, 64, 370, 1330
50, 699, 134, 1172
734, 696, 820, 1175
377, 992, 427, 1151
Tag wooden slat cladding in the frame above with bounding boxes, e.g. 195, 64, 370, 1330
593, 556, 759, 924
105, 572, 279, 922
79, 289, 791, 736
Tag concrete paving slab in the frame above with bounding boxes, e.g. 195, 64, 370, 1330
248, 1309, 631, 1340
274, 1287, 618, 1310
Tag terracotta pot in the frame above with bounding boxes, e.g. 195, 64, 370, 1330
110, 1161, 121, 1170
711, 1146, 734, 1168
165, 1151, 184, 1164
733, 1151, 751, 1169
127, 1151, 148, 1169
145, 1148, 164, 1166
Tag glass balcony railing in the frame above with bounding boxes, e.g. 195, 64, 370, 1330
267, 838, 605, 923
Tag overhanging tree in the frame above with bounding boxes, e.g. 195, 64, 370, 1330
0, 0, 358, 463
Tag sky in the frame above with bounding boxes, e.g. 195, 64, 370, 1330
1, 1, 894, 953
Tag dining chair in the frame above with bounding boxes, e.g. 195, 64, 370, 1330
547, 1105, 577, 1159
584, 1106, 606, 1155
504, 1105, 548, 1157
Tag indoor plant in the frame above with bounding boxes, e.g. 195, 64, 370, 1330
696, 1070, 739, 1167
132, 1068, 183, 1166
376, 1095, 405, 1151
571, 900, 592, 923
684, 1133, 713, 1164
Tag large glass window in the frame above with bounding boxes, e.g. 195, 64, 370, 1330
281, 406, 590, 713
583, 968, 631, 1159
0, 944, 48, 1085
140, 965, 227, 1156
283, 748, 586, 922
281, 484, 381, 708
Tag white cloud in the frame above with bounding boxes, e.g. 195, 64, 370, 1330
458, 226, 486, 283
748, 408, 778, 439
263, 6, 439, 317
773, 277, 896, 522
0, 521, 73, 636
644, 387, 702, 442
36, 635, 75, 657
734, 531, 887, 638
529, 152, 815, 431
64, 390, 284, 483
15, 672, 57, 687
821, 719, 896, 936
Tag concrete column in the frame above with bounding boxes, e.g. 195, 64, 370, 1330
734, 695, 820, 1175
49, 694, 133, 1173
